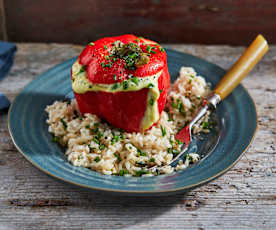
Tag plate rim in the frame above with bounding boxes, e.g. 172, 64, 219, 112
8, 49, 258, 194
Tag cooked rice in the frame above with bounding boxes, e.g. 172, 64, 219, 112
45, 67, 211, 176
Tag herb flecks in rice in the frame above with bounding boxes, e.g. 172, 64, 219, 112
45, 67, 211, 176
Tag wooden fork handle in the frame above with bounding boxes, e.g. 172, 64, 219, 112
213, 34, 269, 100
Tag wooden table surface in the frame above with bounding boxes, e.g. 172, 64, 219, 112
0, 43, 275, 230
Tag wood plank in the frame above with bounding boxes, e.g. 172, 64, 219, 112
0, 0, 7, 40
0, 43, 275, 229
3, 0, 276, 45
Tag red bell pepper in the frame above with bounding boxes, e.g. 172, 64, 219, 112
72, 34, 170, 132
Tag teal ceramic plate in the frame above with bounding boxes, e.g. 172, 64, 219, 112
8, 49, 257, 196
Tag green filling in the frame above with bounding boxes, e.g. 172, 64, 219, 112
140, 77, 159, 131
112, 42, 149, 69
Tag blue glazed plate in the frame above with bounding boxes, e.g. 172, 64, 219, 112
8, 49, 257, 196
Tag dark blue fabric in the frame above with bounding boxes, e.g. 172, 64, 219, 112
0, 92, 10, 111
0, 42, 17, 111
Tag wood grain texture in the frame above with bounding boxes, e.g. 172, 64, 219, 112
3, 0, 276, 45
0, 43, 275, 230
0, 0, 7, 40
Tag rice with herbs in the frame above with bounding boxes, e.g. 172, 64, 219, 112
45, 67, 211, 176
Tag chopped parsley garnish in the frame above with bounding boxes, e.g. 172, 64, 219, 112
146, 45, 157, 54
168, 113, 174, 121
101, 62, 113, 68
112, 83, 120, 90
119, 170, 129, 176
130, 77, 139, 85
114, 152, 121, 162
172, 102, 177, 108
146, 45, 152, 52
111, 135, 120, 145
113, 40, 121, 46
135, 170, 149, 177
176, 139, 183, 145
113, 74, 117, 80
106, 62, 113, 68
159, 47, 165, 52
94, 156, 101, 162
123, 80, 129, 90
149, 98, 154, 106
99, 144, 105, 150
172, 98, 186, 117
78, 65, 86, 75
97, 131, 103, 139
202, 121, 210, 129
52, 136, 60, 143
176, 98, 182, 110
148, 83, 154, 88
85, 125, 90, 129
120, 132, 125, 140
93, 137, 99, 144
124, 63, 135, 70
160, 125, 166, 137
88, 42, 94, 46
149, 158, 155, 162
159, 89, 163, 93
104, 45, 108, 50
137, 149, 147, 157
60, 118, 67, 130
105, 55, 110, 60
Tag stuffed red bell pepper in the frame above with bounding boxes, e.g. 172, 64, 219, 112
71, 34, 170, 132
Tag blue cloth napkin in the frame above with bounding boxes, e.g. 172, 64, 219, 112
0, 41, 17, 112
